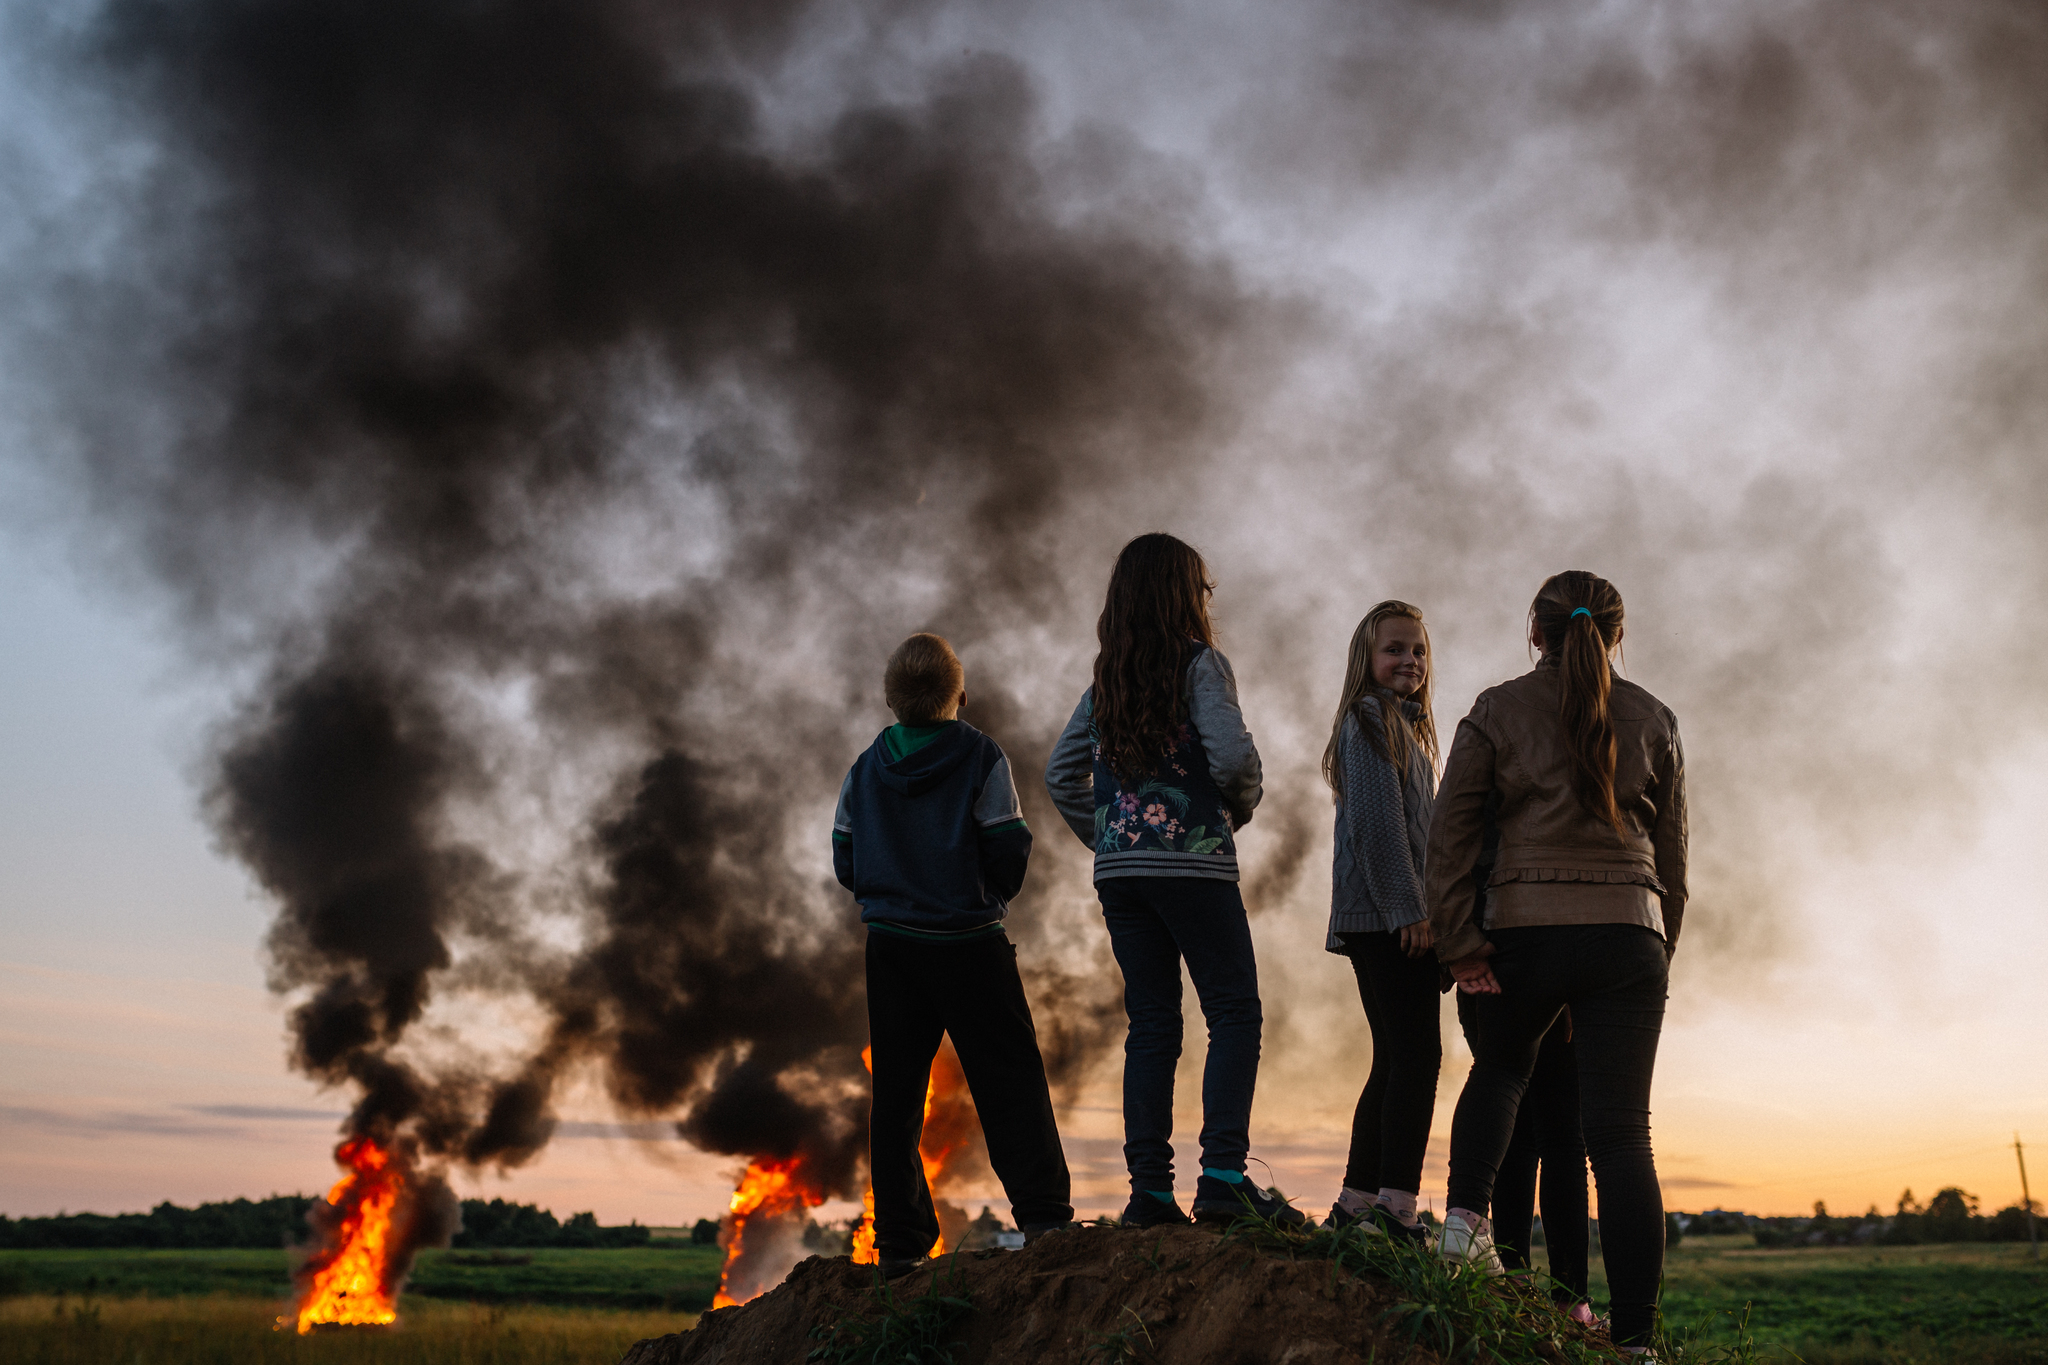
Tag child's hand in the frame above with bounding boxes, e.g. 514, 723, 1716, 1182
1399, 920, 1435, 958
1446, 942, 1500, 994
1453, 967, 1502, 995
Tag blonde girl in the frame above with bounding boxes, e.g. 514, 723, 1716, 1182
1319, 600, 1441, 1242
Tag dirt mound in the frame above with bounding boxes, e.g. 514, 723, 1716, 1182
619, 1223, 1519, 1364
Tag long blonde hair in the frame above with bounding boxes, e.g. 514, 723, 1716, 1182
1321, 600, 1438, 797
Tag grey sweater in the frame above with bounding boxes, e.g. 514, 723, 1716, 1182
1045, 646, 1263, 882
1325, 696, 1436, 951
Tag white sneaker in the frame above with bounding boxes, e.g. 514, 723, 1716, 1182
1436, 1209, 1504, 1275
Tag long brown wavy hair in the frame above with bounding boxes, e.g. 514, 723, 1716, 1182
1321, 600, 1438, 797
1531, 570, 1627, 837
1091, 533, 1216, 780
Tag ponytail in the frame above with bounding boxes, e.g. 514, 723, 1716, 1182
1530, 572, 1627, 837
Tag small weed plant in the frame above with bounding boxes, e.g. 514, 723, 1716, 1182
807, 1256, 975, 1365
1649, 1303, 1773, 1365
1084, 1304, 1158, 1364
1219, 1204, 1606, 1364
1220, 1204, 1767, 1365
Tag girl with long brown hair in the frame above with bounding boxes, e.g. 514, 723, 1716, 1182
1046, 533, 1303, 1228
1423, 571, 1687, 1355
1318, 601, 1441, 1243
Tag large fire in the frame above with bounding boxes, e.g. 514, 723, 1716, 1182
715, 1041, 984, 1305
710, 1157, 828, 1309
847, 1041, 981, 1262
288, 1136, 403, 1333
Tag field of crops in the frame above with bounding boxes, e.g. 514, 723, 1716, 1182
0, 1244, 726, 1312
1574, 1233, 2048, 1363
0, 1295, 690, 1365
2, 1233, 2043, 1363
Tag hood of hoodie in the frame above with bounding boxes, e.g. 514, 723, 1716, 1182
869, 720, 981, 798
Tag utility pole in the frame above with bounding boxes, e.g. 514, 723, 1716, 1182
2019, 1133, 2040, 1261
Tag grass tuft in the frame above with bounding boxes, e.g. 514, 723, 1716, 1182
1084, 1303, 1159, 1364
1218, 1204, 1617, 1364
806, 1256, 975, 1365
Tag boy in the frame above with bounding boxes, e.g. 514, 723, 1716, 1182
833, 633, 1073, 1275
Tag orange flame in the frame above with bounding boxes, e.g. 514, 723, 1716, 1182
714, 1041, 988, 1306
848, 1041, 980, 1261
850, 1186, 878, 1265
290, 1136, 402, 1333
710, 1157, 825, 1309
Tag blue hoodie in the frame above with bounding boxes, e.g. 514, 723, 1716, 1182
832, 720, 1032, 934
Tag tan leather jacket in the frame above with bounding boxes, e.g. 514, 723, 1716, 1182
1426, 659, 1687, 962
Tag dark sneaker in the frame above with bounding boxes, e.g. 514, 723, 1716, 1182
1322, 1201, 1385, 1234
1118, 1192, 1192, 1228
874, 1254, 926, 1279
1191, 1176, 1310, 1228
1020, 1222, 1074, 1244
1369, 1205, 1432, 1247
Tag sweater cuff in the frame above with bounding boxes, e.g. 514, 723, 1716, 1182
1435, 923, 1489, 964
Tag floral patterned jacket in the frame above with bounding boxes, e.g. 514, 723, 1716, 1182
1044, 646, 1262, 884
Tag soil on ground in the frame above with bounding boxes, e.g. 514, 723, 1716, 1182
621, 1223, 1490, 1364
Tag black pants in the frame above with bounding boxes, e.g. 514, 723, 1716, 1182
1097, 876, 1262, 1193
1456, 995, 1589, 1301
866, 931, 1073, 1260
1337, 930, 1441, 1196
1447, 923, 1667, 1346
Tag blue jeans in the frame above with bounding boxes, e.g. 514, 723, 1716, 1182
1098, 876, 1263, 1195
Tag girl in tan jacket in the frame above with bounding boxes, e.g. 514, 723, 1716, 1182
1425, 570, 1686, 1356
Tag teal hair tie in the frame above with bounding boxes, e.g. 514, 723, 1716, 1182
1570, 607, 1592, 620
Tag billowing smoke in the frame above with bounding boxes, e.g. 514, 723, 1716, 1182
8, 0, 2048, 1206
5, 0, 1260, 1186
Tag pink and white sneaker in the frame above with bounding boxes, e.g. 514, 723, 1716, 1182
1435, 1209, 1504, 1275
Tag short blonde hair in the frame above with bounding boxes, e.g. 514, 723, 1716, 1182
884, 633, 964, 724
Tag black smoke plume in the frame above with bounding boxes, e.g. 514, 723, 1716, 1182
42, 0, 1250, 1191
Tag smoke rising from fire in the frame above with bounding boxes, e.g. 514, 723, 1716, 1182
3, 0, 1261, 1186
6, 0, 2048, 1191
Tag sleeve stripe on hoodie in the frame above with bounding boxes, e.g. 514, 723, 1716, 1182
832, 769, 855, 841
972, 754, 1028, 830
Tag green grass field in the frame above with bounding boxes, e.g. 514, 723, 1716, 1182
2, 1237, 2042, 1362
1557, 1233, 2048, 1363
0, 1244, 726, 1312
1, 1295, 691, 1365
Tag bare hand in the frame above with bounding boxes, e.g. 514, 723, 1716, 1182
1399, 920, 1435, 958
1446, 942, 1500, 995
1455, 967, 1502, 994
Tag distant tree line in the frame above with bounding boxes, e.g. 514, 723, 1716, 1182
1741, 1188, 2038, 1248
451, 1199, 651, 1248
0, 1196, 655, 1250
0, 1196, 315, 1249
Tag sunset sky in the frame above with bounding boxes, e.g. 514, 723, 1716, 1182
4, 0, 2047, 1230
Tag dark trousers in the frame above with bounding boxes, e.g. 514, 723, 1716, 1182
1447, 923, 1667, 1346
1337, 930, 1441, 1195
1457, 996, 1589, 1301
1097, 876, 1262, 1193
866, 931, 1073, 1259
